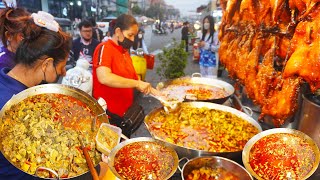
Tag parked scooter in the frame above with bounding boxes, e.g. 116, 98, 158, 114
131, 48, 154, 81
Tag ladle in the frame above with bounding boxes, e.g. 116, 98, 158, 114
149, 94, 180, 113
78, 132, 99, 180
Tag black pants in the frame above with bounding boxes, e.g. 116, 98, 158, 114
182, 39, 188, 52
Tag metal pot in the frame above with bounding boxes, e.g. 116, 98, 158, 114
179, 156, 253, 180
157, 74, 235, 104
0, 84, 109, 179
298, 93, 320, 149
242, 128, 320, 180
107, 137, 179, 180
144, 102, 262, 160
298, 93, 320, 179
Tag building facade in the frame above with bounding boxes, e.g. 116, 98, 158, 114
15, 0, 128, 20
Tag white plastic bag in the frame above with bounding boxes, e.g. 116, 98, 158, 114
62, 59, 93, 95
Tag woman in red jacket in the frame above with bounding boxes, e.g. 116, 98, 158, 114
92, 14, 158, 137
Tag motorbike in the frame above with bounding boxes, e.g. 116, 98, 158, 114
170, 24, 174, 33
131, 48, 155, 81
152, 26, 167, 35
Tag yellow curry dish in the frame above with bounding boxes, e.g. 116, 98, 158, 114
146, 105, 260, 152
0, 94, 102, 178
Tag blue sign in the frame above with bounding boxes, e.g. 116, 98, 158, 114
0, 2, 6, 8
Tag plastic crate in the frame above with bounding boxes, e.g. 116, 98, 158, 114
95, 123, 121, 155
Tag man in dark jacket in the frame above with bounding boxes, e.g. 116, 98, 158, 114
89, 17, 104, 42
181, 21, 189, 52
68, 20, 99, 68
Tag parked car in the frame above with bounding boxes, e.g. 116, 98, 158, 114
96, 16, 117, 35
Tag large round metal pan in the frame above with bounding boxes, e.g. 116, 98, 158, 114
107, 137, 179, 180
144, 102, 262, 160
180, 156, 253, 180
242, 128, 320, 180
0, 84, 109, 179
157, 76, 235, 104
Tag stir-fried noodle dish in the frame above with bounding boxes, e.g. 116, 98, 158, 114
0, 94, 102, 178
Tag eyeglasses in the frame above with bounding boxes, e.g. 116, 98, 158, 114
81, 29, 92, 33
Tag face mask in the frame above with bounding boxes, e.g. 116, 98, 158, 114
138, 34, 143, 39
40, 66, 60, 85
204, 23, 210, 30
118, 32, 134, 49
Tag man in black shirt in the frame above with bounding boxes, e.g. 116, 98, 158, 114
68, 20, 99, 68
181, 21, 189, 52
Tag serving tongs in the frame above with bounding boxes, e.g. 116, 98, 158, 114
77, 132, 100, 180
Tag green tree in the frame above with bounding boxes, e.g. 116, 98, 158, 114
132, 5, 142, 15
156, 39, 188, 79
146, 4, 164, 19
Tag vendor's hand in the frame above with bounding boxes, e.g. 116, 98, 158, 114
199, 41, 206, 48
101, 154, 108, 163
150, 88, 163, 96
136, 81, 152, 94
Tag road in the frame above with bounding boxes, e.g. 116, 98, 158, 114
143, 25, 182, 54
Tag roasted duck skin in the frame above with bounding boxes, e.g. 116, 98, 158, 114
219, 0, 320, 126
283, 6, 320, 91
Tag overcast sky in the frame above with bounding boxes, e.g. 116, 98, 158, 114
164, 0, 211, 16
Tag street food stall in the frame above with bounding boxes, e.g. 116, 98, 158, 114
0, 76, 319, 179
1, 0, 320, 179
0, 80, 319, 179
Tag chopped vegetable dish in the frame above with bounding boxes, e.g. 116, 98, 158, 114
146, 105, 259, 152
0, 94, 102, 178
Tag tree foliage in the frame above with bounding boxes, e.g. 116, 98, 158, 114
156, 39, 188, 79
132, 5, 142, 15
145, 4, 164, 19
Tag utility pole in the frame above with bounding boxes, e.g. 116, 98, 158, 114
143, 0, 146, 15
96, 0, 100, 20
128, 0, 132, 15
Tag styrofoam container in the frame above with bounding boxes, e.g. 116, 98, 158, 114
96, 123, 122, 155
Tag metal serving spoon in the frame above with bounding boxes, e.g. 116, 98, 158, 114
149, 94, 180, 113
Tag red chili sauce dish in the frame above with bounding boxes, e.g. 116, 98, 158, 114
114, 141, 175, 180
249, 133, 317, 179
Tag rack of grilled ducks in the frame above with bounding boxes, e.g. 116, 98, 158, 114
218, 0, 320, 127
